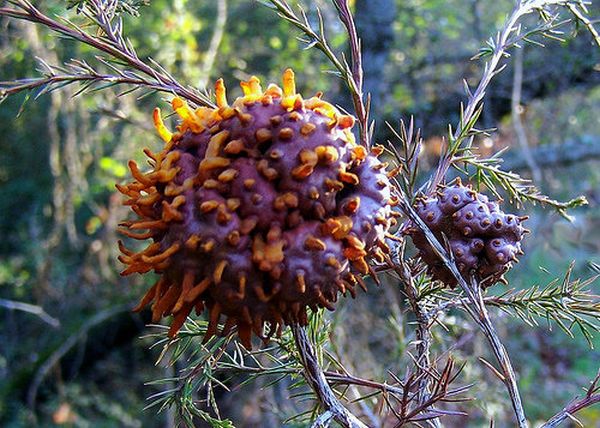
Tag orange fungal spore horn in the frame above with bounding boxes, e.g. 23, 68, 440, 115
153, 107, 172, 143
240, 76, 262, 98
282, 68, 296, 96
172, 98, 202, 132
215, 78, 228, 108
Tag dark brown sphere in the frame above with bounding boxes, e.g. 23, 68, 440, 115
404, 179, 528, 288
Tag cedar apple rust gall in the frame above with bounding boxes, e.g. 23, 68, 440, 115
117, 69, 397, 348
404, 178, 528, 288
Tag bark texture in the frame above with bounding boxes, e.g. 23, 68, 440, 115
355, 0, 396, 118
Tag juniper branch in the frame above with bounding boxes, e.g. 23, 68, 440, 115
429, 0, 599, 216
331, 0, 370, 148
387, 118, 422, 200
261, 1, 346, 80
147, 312, 469, 426
424, 267, 600, 345
0, 0, 213, 106
67, 0, 148, 17
488, 264, 600, 341
0, 66, 169, 101
454, 154, 588, 220
143, 322, 237, 427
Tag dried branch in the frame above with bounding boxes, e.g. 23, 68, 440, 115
0, 298, 60, 328
541, 371, 600, 428
222, 353, 469, 421
294, 330, 468, 426
291, 324, 368, 428
391, 358, 469, 427
388, 244, 442, 428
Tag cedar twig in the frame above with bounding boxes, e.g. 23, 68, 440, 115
424, 268, 600, 344
147, 314, 468, 425
262, 0, 371, 147
331, 0, 370, 148
1, 69, 171, 101
454, 154, 587, 221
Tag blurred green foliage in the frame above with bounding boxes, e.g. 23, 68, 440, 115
0, 0, 598, 426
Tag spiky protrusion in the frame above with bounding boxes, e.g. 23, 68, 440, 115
404, 179, 527, 288
117, 69, 396, 348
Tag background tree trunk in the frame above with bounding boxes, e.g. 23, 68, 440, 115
355, 0, 396, 121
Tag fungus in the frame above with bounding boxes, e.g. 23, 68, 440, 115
404, 179, 528, 288
118, 69, 395, 348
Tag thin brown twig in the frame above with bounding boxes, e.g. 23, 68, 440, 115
389, 246, 442, 428
541, 371, 600, 428
222, 358, 469, 409
332, 0, 370, 148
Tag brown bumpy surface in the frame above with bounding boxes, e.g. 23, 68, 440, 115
117, 69, 398, 348
404, 179, 528, 288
